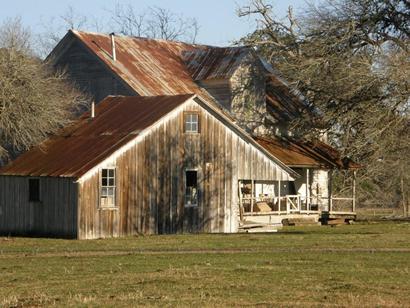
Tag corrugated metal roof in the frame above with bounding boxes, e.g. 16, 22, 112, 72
181, 47, 277, 81
0, 95, 194, 178
182, 47, 248, 80
48, 31, 356, 172
266, 76, 308, 122
254, 136, 360, 170
72, 30, 204, 96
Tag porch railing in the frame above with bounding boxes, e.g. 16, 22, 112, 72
240, 195, 355, 216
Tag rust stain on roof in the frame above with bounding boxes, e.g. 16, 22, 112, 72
182, 47, 248, 80
254, 136, 360, 170
0, 94, 194, 178
73, 30, 204, 96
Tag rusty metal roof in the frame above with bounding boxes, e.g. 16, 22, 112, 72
182, 47, 248, 80
0, 95, 194, 178
254, 136, 360, 170
71, 30, 204, 96
265, 76, 310, 122
181, 47, 277, 81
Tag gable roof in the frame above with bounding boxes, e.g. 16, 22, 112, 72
254, 136, 360, 170
49, 30, 204, 96
0, 95, 299, 179
0, 95, 194, 178
48, 30, 311, 122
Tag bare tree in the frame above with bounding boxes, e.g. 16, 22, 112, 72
147, 6, 199, 42
35, 4, 200, 58
110, 4, 199, 43
0, 19, 87, 162
110, 3, 148, 37
238, 0, 410, 209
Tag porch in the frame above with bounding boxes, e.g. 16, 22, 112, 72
238, 170, 357, 224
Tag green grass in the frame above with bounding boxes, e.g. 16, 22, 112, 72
1, 222, 410, 307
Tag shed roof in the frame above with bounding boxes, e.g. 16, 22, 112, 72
254, 136, 360, 170
0, 95, 194, 178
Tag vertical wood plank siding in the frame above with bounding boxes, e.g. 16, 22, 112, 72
0, 176, 78, 238
77, 99, 290, 239
55, 40, 134, 103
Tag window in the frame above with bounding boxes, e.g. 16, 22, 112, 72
28, 178, 40, 202
185, 170, 198, 206
100, 168, 116, 208
184, 113, 199, 133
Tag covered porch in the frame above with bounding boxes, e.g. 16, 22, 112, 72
238, 168, 357, 220
242, 135, 361, 225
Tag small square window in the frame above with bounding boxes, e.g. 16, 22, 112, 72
28, 178, 40, 202
184, 113, 199, 133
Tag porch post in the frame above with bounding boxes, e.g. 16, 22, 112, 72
251, 179, 254, 215
239, 180, 244, 221
278, 178, 281, 213
306, 168, 310, 212
328, 170, 333, 212
352, 170, 356, 213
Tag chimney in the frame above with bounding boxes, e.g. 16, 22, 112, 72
110, 32, 116, 61
91, 101, 95, 119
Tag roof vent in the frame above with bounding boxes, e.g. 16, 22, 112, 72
110, 32, 116, 61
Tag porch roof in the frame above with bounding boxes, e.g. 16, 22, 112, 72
254, 136, 360, 170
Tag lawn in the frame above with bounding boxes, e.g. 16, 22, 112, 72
1, 222, 410, 307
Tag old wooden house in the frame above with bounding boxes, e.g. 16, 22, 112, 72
0, 95, 298, 239
0, 30, 359, 238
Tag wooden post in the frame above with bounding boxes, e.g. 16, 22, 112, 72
306, 168, 310, 212
238, 180, 243, 221
328, 170, 333, 212
352, 170, 356, 213
251, 179, 254, 215
400, 173, 406, 217
278, 178, 281, 213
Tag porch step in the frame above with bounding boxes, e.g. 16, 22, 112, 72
238, 221, 282, 233
282, 217, 320, 226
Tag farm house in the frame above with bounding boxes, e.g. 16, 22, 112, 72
0, 30, 359, 238
0, 95, 299, 239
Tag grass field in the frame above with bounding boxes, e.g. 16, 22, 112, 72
1, 222, 410, 307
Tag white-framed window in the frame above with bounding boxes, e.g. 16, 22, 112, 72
184, 113, 199, 133
100, 168, 116, 208
185, 170, 198, 207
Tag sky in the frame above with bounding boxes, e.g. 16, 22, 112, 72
1, 0, 308, 46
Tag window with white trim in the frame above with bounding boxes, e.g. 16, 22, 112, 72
184, 113, 199, 133
185, 170, 198, 206
100, 168, 116, 208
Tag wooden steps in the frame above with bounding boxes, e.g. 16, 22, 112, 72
282, 217, 320, 226
238, 221, 282, 233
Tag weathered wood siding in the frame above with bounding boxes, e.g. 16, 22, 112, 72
55, 39, 135, 103
0, 176, 78, 238
199, 79, 231, 111
77, 98, 291, 239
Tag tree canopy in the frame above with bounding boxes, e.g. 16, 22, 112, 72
239, 0, 410, 207
0, 18, 86, 162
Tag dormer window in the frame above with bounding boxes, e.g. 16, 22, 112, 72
184, 112, 200, 133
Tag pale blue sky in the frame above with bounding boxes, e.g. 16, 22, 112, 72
1, 0, 308, 46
